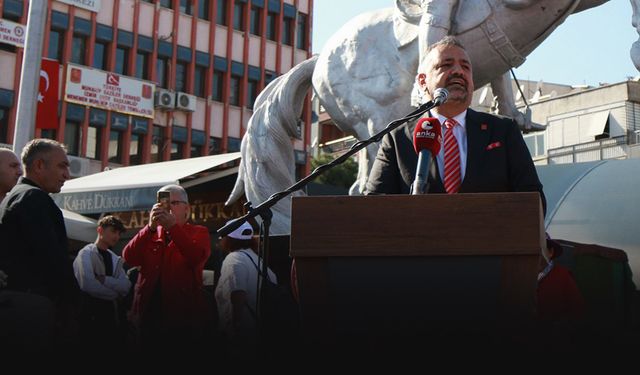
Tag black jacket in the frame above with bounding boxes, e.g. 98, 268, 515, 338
365, 109, 546, 214
0, 177, 79, 301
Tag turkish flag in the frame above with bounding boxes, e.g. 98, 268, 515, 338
36, 59, 60, 129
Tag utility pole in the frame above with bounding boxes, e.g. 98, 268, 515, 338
13, 0, 48, 155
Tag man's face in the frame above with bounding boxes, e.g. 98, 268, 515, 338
98, 226, 122, 248
169, 191, 190, 225
0, 151, 22, 193
37, 148, 70, 193
418, 45, 474, 109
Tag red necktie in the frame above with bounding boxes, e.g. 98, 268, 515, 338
443, 118, 461, 194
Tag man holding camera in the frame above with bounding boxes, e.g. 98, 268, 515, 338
122, 184, 211, 350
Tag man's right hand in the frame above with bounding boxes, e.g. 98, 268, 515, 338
148, 203, 163, 230
149, 203, 176, 230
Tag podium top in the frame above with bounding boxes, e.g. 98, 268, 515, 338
291, 192, 545, 257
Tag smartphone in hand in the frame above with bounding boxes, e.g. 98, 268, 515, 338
157, 191, 170, 210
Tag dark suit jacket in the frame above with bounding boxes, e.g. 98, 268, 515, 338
0, 177, 79, 301
365, 109, 546, 213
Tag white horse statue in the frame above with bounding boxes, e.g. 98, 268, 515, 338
227, 0, 613, 235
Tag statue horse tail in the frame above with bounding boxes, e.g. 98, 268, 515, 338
225, 55, 318, 235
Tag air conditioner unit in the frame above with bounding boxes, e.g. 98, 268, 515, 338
176, 92, 196, 112
68, 156, 91, 178
154, 89, 175, 110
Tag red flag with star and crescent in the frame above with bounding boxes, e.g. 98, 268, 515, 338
36, 58, 60, 129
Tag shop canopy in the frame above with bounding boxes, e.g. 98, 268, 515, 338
62, 209, 97, 242
53, 153, 241, 215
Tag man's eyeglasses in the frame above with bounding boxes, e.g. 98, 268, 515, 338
170, 201, 188, 205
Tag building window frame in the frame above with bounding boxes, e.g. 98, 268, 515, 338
296, 13, 308, 50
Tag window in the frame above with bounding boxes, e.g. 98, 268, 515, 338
71, 36, 86, 65
216, 0, 227, 26
227, 137, 241, 152
160, 0, 172, 9
93, 41, 108, 70
129, 133, 143, 165
108, 130, 123, 164
48, 29, 64, 61
198, 0, 209, 20
190, 145, 202, 158
114, 46, 129, 75
194, 65, 206, 97
209, 137, 221, 154
212, 70, 224, 102
0, 41, 16, 53
0, 108, 8, 144
282, 17, 292, 45
64, 121, 82, 156
86, 125, 102, 159
266, 12, 276, 41
170, 141, 184, 160
524, 133, 546, 158
151, 125, 165, 162
41, 129, 57, 140
135, 51, 149, 80
233, 2, 245, 31
180, 0, 192, 15
175, 61, 188, 93
156, 57, 169, 88
296, 13, 307, 49
246, 78, 258, 109
229, 75, 241, 106
250, 6, 261, 36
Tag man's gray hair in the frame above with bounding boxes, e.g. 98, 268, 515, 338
21, 138, 67, 169
418, 35, 468, 73
158, 184, 189, 204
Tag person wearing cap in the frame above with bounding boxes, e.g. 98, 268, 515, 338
122, 184, 211, 350
215, 219, 277, 354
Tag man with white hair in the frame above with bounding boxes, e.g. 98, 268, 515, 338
122, 184, 211, 350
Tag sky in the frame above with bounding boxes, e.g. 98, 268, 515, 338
311, 0, 638, 86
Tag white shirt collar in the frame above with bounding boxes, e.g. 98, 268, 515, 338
434, 110, 467, 130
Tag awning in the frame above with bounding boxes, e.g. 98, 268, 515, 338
63, 209, 97, 242
53, 153, 241, 214
579, 110, 609, 138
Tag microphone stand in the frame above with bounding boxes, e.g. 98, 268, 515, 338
215, 97, 443, 342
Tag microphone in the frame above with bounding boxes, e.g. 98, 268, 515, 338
432, 88, 449, 107
411, 117, 443, 195
415, 88, 449, 113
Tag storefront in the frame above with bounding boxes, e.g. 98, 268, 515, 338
53, 153, 245, 249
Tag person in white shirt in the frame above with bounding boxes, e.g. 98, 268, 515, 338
73, 215, 131, 348
215, 220, 277, 355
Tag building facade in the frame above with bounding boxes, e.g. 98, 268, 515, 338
0, 0, 313, 178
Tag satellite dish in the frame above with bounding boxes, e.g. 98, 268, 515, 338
531, 90, 541, 103
549, 90, 558, 98
478, 86, 489, 105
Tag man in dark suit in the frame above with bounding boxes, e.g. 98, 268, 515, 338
0, 139, 79, 350
365, 36, 545, 212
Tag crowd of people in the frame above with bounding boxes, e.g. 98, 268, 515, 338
0, 139, 278, 358
0, 35, 587, 358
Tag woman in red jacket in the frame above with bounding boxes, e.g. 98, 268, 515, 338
123, 184, 211, 349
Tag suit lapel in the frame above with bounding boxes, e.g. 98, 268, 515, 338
462, 109, 490, 192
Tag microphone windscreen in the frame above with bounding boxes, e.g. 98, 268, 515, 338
413, 117, 442, 155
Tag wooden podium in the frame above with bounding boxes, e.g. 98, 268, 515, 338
291, 192, 545, 349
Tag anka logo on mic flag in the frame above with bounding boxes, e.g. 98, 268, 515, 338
413, 117, 442, 155
36, 59, 60, 130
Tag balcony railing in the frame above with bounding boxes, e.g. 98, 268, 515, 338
547, 135, 634, 164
